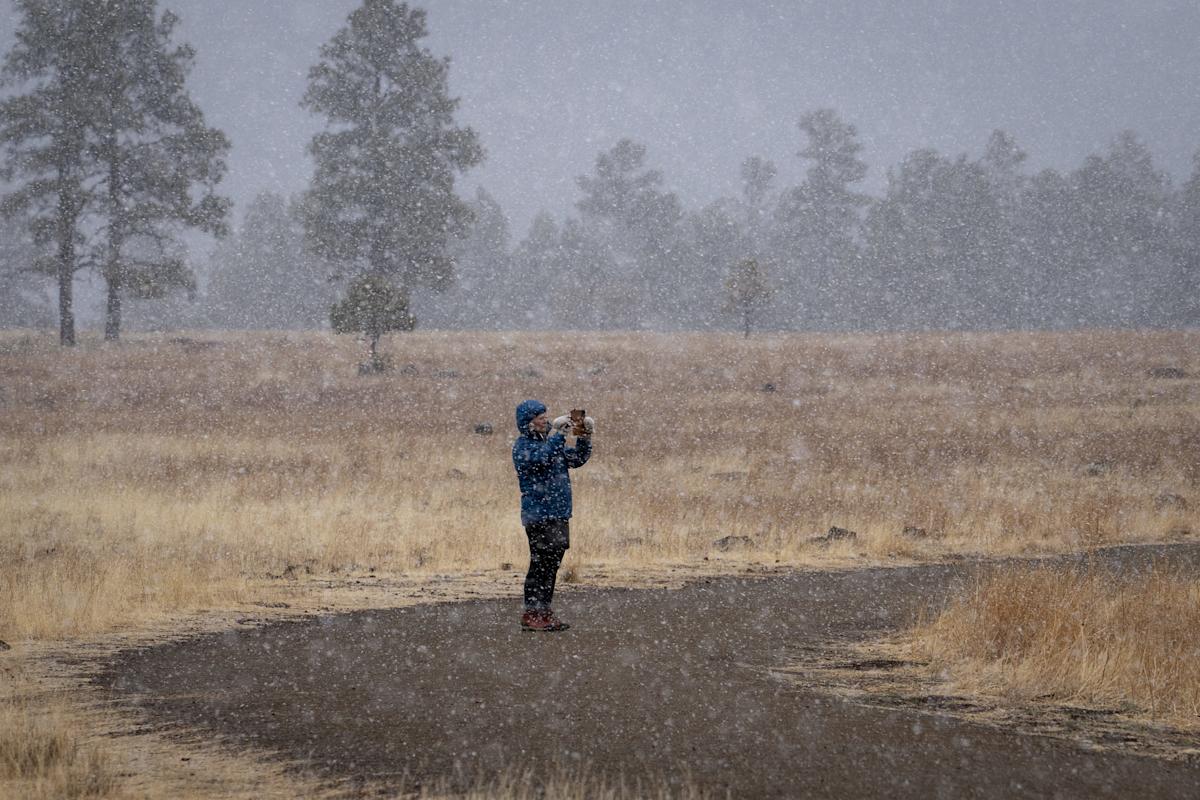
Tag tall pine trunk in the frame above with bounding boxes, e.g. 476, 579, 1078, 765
56, 213, 75, 347
104, 274, 122, 342
103, 134, 123, 342
55, 167, 78, 347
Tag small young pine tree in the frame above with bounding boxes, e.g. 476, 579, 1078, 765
724, 257, 771, 338
330, 274, 416, 373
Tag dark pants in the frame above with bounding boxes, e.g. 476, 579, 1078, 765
523, 519, 569, 611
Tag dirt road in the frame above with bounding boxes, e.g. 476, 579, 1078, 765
97, 545, 1200, 798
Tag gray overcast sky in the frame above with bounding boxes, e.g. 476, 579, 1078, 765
3, 0, 1199, 236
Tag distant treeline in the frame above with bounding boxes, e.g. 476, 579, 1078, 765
194, 118, 1199, 333
2, 2, 1197, 336
5, 112, 1199, 334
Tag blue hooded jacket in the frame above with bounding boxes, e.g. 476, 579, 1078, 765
512, 399, 592, 526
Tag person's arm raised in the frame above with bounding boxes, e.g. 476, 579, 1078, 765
514, 430, 566, 468
565, 417, 593, 468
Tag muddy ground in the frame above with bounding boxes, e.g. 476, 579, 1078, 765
96, 544, 1200, 799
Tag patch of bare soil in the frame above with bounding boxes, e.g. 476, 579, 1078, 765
91, 544, 1200, 799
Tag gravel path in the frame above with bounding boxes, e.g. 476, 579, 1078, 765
97, 544, 1200, 798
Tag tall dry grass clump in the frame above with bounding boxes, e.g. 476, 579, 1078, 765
911, 563, 1200, 725
0, 694, 116, 799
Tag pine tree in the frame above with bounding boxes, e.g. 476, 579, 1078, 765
979, 130, 1029, 326
301, 0, 482, 337
724, 257, 771, 338
1175, 150, 1200, 327
739, 156, 776, 255
575, 139, 683, 328
509, 213, 566, 329
1069, 131, 1172, 326
1020, 168, 1086, 328
554, 218, 619, 331
689, 199, 752, 329
0, 214, 53, 328
862, 149, 1001, 329
206, 193, 333, 329
0, 0, 107, 345
772, 110, 869, 330
88, 0, 231, 340
424, 186, 514, 329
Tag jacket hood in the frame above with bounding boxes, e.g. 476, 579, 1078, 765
515, 399, 547, 435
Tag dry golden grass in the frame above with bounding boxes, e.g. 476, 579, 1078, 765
0, 695, 115, 799
1, 654, 126, 800
1, 328, 1197, 640
908, 563, 1200, 727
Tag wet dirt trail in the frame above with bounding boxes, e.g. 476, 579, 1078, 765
97, 544, 1200, 799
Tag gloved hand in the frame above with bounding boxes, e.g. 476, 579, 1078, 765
552, 414, 595, 437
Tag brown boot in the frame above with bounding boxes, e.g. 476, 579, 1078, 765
520, 609, 551, 631
542, 609, 570, 631
521, 609, 569, 632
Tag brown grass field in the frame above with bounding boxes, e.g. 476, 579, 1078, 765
1, 327, 1197, 796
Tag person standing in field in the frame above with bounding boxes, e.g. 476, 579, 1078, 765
512, 399, 593, 632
